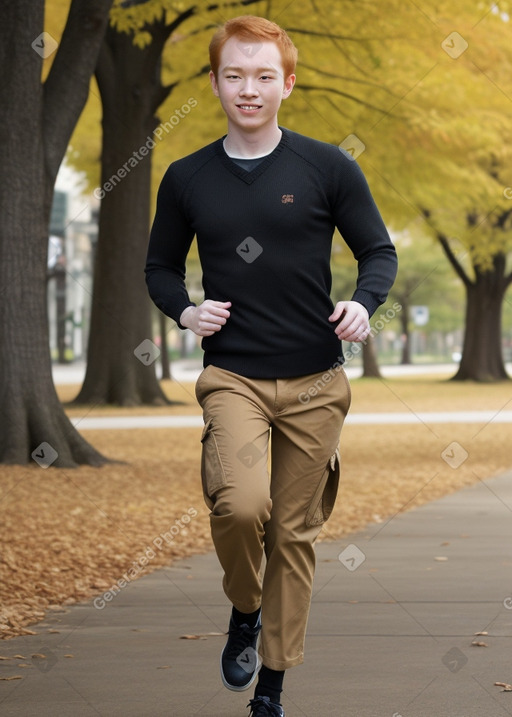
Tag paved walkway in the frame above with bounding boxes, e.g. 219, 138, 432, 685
69, 410, 512, 430
56, 359, 512, 430
52, 359, 466, 385
1, 472, 512, 716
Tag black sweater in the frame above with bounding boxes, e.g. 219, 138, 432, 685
145, 127, 397, 378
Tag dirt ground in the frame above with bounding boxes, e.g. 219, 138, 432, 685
1, 374, 511, 639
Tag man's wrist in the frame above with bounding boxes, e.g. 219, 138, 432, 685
354, 300, 369, 318
179, 305, 195, 328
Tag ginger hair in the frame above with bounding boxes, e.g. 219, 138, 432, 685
209, 15, 298, 79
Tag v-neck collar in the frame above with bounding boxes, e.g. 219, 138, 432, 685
216, 127, 289, 185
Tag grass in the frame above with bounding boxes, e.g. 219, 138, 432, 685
1, 373, 511, 639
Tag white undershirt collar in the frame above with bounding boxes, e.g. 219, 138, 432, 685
222, 138, 272, 160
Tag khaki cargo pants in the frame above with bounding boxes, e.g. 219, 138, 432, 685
195, 364, 351, 671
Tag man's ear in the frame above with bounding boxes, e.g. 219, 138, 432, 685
282, 73, 296, 100
209, 70, 220, 97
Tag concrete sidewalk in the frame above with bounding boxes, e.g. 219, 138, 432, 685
52, 359, 478, 386
69, 410, 512, 430
1, 472, 512, 717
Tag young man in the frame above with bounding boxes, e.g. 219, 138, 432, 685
146, 15, 397, 717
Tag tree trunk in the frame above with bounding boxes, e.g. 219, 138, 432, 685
74, 1, 263, 404
452, 257, 510, 381
361, 334, 382, 378
159, 311, 171, 380
435, 231, 512, 382
74, 20, 173, 406
399, 299, 412, 365
0, 0, 112, 466
55, 262, 68, 364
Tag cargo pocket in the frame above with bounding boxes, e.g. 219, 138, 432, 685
200, 418, 228, 510
305, 450, 340, 528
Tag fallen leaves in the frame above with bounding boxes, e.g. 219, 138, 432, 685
1, 379, 512, 641
471, 630, 489, 647
495, 682, 512, 692
179, 632, 225, 640
0, 429, 209, 640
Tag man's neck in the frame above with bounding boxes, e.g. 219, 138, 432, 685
223, 124, 282, 159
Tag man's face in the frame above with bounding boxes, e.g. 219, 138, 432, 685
210, 36, 295, 134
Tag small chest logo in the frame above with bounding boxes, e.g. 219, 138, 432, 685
281, 194, 294, 204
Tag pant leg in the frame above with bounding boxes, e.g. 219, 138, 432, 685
259, 368, 351, 670
195, 365, 273, 614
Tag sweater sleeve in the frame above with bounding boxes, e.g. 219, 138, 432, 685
332, 153, 398, 318
145, 166, 196, 328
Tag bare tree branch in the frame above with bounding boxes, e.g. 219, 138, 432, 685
205, 0, 262, 11
299, 62, 398, 98
437, 235, 472, 288
286, 26, 394, 42
164, 6, 199, 36
419, 208, 472, 287
295, 83, 403, 117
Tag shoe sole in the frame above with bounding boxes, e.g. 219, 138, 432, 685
220, 633, 262, 692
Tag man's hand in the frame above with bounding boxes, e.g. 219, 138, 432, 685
180, 300, 231, 337
329, 301, 370, 342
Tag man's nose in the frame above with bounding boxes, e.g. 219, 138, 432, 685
240, 79, 258, 95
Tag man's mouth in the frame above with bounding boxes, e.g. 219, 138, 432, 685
237, 104, 261, 111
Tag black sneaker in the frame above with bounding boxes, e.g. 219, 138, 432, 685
247, 696, 285, 716
220, 613, 261, 691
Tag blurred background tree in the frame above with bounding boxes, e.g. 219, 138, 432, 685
74, 0, 271, 406
366, 6, 512, 380
67, 0, 406, 404
67, 0, 512, 386
0, 0, 113, 467
2, 0, 512, 465
388, 235, 462, 365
